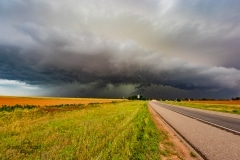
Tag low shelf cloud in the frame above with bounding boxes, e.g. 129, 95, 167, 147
0, 0, 240, 98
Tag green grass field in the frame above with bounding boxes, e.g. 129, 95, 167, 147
163, 101, 240, 115
0, 101, 181, 159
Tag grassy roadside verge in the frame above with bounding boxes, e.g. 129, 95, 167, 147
162, 101, 240, 115
1, 101, 173, 159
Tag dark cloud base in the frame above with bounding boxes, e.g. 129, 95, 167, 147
1, 43, 239, 99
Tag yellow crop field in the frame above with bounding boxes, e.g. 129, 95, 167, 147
0, 96, 123, 107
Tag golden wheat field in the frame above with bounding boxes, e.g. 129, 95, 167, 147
0, 96, 123, 106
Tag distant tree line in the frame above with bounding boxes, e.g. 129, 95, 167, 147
160, 97, 240, 101
128, 95, 147, 100
127, 96, 240, 101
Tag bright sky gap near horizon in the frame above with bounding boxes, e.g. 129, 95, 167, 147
0, 0, 240, 99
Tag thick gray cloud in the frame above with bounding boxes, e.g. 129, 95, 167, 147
0, 0, 240, 98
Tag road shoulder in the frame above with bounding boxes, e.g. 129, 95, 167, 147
148, 105, 199, 160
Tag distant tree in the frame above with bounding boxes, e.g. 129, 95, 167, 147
200, 98, 215, 101
232, 97, 240, 100
176, 98, 181, 102
128, 95, 137, 100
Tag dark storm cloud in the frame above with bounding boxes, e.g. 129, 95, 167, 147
1, 33, 240, 94
0, 0, 240, 98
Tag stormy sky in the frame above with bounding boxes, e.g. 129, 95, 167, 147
0, 0, 240, 99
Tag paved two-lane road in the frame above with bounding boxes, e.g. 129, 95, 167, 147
152, 101, 240, 134
149, 101, 240, 160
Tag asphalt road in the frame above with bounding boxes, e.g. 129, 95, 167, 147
152, 101, 240, 134
149, 101, 240, 160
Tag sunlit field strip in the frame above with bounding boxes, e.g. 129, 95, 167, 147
163, 101, 240, 114
188, 100, 240, 105
0, 96, 124, 106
